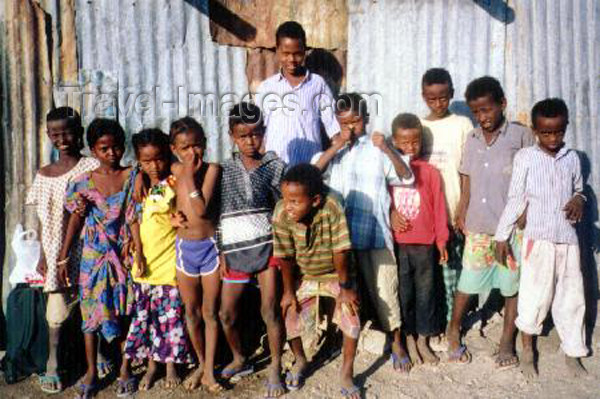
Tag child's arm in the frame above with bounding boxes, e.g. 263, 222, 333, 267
494, 151, 529, 264
455, 174, 470, 234
279, 258, 299, 318
372, 132, 413, 182
333, 251, 359, 316
57, 211, 85, 286
563, 154, 585, 223
131, 221, 146, 278
431, 169, 449, 264
313, 129, 351, 171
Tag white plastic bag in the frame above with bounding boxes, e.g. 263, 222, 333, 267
9, 224, 44, 286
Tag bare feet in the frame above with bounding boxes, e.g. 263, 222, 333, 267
565, 356, 587, 378
183, 367, 204, 390
416, 335, 440, 364
285, 357, 308, 391
201, 371, 224, 394
495, 338, 519, 370
405, 335, 422, 365
162, 363, 181, 389
391, 340, 412, 373
264, 364, 285, 398
520, 347, 537, 380
139, 361, 158, 391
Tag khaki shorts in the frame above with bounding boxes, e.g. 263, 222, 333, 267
46, 289, 78, 328
355, 248, 401, 332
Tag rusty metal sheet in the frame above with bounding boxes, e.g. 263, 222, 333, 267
210, 0, 348, 49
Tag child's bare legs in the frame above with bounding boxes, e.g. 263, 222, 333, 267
341, 333, 359, 398
257, 268, 284, 396
164, 362, 181, 388
391, 329, 412, 371
287, 337, 308, 387
45, 327, 60, 377
82, 333, 98, 385
219, 283, 246, 373
446, 291, 471, 362
200, 271, 222, 391
139, 359, 158, 390
496, 295, 518, 367
177, 271, 205, 390
520, 332, 536, 379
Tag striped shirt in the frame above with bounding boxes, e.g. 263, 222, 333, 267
218, 151, 287, 273
312, 135, 414, 251
255, 70, 340, 165
272, 195, 352, 276
494, 145, 583, 245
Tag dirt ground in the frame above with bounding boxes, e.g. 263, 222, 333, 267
1, 308, 600, 399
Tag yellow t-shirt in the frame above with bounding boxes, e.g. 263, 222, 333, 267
133, 177, 177, 286
421, 114, 473, 223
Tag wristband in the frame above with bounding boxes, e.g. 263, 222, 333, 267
57, 257, 70, 266
189, 190, 201, 199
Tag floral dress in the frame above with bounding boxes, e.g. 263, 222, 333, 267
65, 168, 138, 341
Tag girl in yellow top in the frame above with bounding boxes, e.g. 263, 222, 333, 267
120, 129, 191, 394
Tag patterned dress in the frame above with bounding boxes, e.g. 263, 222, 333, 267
26, 157, 99, 292
65, 168, 138, 341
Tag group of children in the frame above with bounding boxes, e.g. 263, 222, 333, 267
26, 20, 589, 399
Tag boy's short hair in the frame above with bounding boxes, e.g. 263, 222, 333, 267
421, 68, 454, 91
86, 118, 125, 148
132, 128, 171, 158
391, 113, 423, 136
531, 98, 569, 129
465, 76, 505, 104
282, 163, 325, 198
169, 116, 206, 146
228, 102, 264, 132
275, 21, 306, 48
335, 92, 369, 119
47, 106, 82, 130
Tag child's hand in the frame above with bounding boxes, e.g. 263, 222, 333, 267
280, 291, 300, 319
331, 130, 351, 150
494, 240, 509, 265
454, 210, 467, 235
36, 256, 47, 277
74, 198, 89, 217
182, 150, 203, 174
135, 252, 147, 278
563, 195, 584, 223
437, 242, 449, 265
371, 132, 389, 152
170, 211, 188, 229
516, 206, 528, 230
57, 261, 70, 287
133, 173, 144, 203
390, 208, 411, 233
337, 286, 360, 316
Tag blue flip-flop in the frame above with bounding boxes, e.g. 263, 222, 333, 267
340, 384, 361, 398
264, 380, 286, 398
116, 377, 137, 397
220, 363, 254, 380
390, 352, 412, 373
75, 380, 97, 399
285, 370, 305, 391
447, 344, 471, 364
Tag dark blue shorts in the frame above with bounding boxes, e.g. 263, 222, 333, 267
175, 236, 220, 277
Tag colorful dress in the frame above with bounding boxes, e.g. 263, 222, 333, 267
65, 168, 138, 341
124, 177, 191, 364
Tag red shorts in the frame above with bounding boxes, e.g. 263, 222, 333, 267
222, 257, 279, 284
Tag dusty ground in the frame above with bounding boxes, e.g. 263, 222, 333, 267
1, 310, 600, 399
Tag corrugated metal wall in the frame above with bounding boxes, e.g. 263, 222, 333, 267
346, 0, 600, 273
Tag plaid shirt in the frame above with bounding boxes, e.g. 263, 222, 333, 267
312, 135, 414, 251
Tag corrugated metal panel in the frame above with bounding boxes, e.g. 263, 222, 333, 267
210, 0, 348, 49
1, 0, 54, 302
74, 0, 249, 163
347, 0, 600, 264
347, 0, 507, 132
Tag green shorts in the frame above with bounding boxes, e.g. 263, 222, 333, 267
457, 230, 523, 297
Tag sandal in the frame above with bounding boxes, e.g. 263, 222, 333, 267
96, 360, 113, 379
496, 353, 519, 370
75, 380, 97, 399
390, 352, 412, 373
340, 384, 361, 398
285, 370, 305, 391
39, 374, 62, 394
447, 344, 472, 364
220, 363, 254, 380
264, 380, 286, 398
116, 377, 137, 397
203, 382, 225, 394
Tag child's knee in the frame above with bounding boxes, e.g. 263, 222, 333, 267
185, 306, 203, 326
260, 302, 279, 325
202, 305, 218, 325
219, 307, 237, 327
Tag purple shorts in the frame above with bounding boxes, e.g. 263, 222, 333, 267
175, 236, 219, 277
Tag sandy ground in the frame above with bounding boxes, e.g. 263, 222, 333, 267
1, 309, 600, 399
